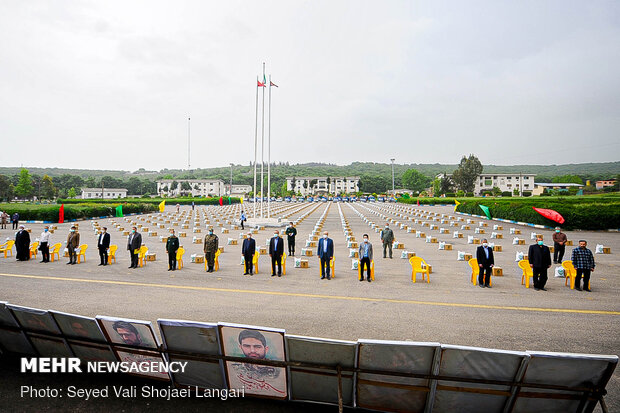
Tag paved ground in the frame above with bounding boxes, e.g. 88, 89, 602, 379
0, 203, 618, 412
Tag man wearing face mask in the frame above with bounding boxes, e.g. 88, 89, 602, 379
571, 240, 595, 292
528, 235, 551, 291
552, 227, 567, 264
242, 232, 256, 275
358, 234, 373, 282
269, 230, 284, 277
475, 238, 494, 288
317, 231, 334, 280
39, 225, 51, 263
127, 226, 142, 269
204, 228, 219, 272
66, 225, 80, 265
380, 223, 394, 259
166, 229, 180, 271
285, 222, 297, 256
97, 227, 110, 266
15, 225, 31, 261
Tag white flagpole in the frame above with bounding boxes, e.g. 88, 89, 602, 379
253, 77, 259, 219
260, 62, 266, 218
267, 74, 272, 218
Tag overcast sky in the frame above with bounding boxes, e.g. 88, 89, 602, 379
1, 1, 619, 171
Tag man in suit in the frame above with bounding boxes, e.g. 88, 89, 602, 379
358, 234, 373, 282
269, 230, 284, 277
15, 225, 30, 261
66, 225, 80, 265
97, 227, 111, 266
242, 232, 256, 275
317, 231, 334, 280
528, 235, 552, 291
380, 223, 394, 259
127, 226, 142, 269
475, 238, 494, 288
166, 229, 180, 271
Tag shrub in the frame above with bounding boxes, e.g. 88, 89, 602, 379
445, 192, 456, 197
57, 197, 241, 205
522, 191, 532, 197
0, 203, 157, 222
501, 191, 512, 197
465, 192, 474, 197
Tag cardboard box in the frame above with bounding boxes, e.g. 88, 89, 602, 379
444, 244, 453, 250
179, 232, 186, 237
309, 241, 318, 247
221, 228, 229, 234
517, 239, 525, 245
303, 248, 313, 257
430, 237, 438, 243
182, 224, 189, 229
456, 233, 464, 238
492, 267, 503, 276
495, 234, 503, 239
193, 255, 205, 264
146, 253, 156, 261
440, 228, 449, 234
193, 228, 201, 233
566, 240, 573, 246
603, 247, 611, 254
122, 231, 129, 236
300, 259, 309, 268
396, 244, 405, 249
407, 251, 416, 258
149, 232, 158, 237
142, 227, 149, 232
473, 239, 481, 244
493, 245, 502, 252
463, 253, 473, 261
259, 246, 267, 254
549, 246, 554, 253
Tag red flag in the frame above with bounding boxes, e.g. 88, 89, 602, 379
270, 81, 278, 87
417, 199, 420, 206
219, 197, 223, 206
257, 80, 266, 87
532, 207, 565, 224
59, 204, 64, 223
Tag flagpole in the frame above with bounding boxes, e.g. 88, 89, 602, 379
253, 76, 259, 219
267, 74, 272, 218
260, 62, 266, 218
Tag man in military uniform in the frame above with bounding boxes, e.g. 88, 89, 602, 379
203, 228, 219, 273
380, 223, 394, 259
66, 225, 80, 265
166, 229, 180, 271
285, 222, 297, 256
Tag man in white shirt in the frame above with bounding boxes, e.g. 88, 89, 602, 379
40, 225, 51, 263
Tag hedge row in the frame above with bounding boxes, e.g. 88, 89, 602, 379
56, 197, 241, 205
0, 203, 157, 222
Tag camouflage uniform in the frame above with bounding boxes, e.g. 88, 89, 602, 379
204, 233, 219, 272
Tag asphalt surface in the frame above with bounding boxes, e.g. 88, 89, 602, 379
0, 202, 618, 412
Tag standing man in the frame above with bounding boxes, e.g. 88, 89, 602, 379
380, 223, 394, 259
127, 226, 142, 269
97, 227, 110, 266
552, 227, 567, 264
15, 225, 30, 261
191, 201, 195, 211
285, 222, 297, 256
571, 240, 595, 292
242, 232, 256, 275
528, 235, 551, 291
204, 228, 219, 273
269, 230, 284, 277
40, 225, 51, 263
317, 231, 334, 280
12, 212, 19, 230
240, 210, 247, 230
166, 229, 179, 271
66, 225, 80, 265
358, 234, 373, 282
475, 238, 494, 288
0, 211, 8, 229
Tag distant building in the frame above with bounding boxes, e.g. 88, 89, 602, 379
387, 189, 414, 196
532, 183, 584, 196
81, 188, 127, 199
286, 176, 360, 196
156, 179, 226, 197
436, 173, 536, 196
230, 184, 252, 197
595, 179, 617, 190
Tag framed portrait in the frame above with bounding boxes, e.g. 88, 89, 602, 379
7, 305, 60, 334
51, 311, 107, 342
96, 316, 159, 349
0, 302, 19, 328
219, 323, 287, 399
67, 339, 117, 362
158, 319, 225, 389
113, 348, 171, 381
0, 326, 36, 355
27, 333, 73, 357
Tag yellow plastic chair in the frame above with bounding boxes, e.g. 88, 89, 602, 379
358, 259, 375, 281
177, 247, 185, 269
409, 256, 430, 283
108, 245, 118, 264
76, 244, 88, 263
468, 258, 479, 285
518, 259, 533, 288
30, 241, 40, 259
49, 242, 61, 262
252, 250, 260, 274
330, 257, 335, 278
562, 260, 590, 290
0, 240, 15, 258
204, 249, 221, 272
138, 245, 148, 267
282, 252, 287, 275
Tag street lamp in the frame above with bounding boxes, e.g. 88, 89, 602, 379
390, 158, 395, 195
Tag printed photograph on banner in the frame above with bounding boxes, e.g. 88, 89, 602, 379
52, 311, 107, 341
96, 316, 158, 349
219, 323, 287, 399
68, 340, 118, 362
27, 333, 73, 357
115, 349, 171, 380
0, 327, 36, 355
7, 305, 60, 334
0, 302, 19, 327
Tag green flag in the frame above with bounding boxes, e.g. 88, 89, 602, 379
115, 205, 123, 217
479, 204, 491, 220
228, 196, 232, 205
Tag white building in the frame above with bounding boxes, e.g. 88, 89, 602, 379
156, 179, 226, 197
437, 173, 536, 196
230, 184, 252, 197
532, 183, 584, 196
81, 188, 128, 199
286, 176, 360, 196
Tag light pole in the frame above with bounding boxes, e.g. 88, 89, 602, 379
390, 158, 395, 195
229, 163, 233, 196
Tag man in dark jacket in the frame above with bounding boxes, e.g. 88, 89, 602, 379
12, 212, 19, 230
317, 231, 334, 280
97, 227, 111, 266
269, 230, 284, 277
285, 222, 297, 256
66, 225, 80, 265
166, 229, 180, 271
127, 226, 142, 269
15, 225, 30, 261
242, 232, 256, 275
475, 238, 494, 288
528, 235, 552, 291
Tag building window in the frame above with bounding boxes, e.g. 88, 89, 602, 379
484, 179, 492, 186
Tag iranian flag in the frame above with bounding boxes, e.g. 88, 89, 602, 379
58, 204, 64, 223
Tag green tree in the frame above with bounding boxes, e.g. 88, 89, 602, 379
513, 188, 519, 196
491, 186, 502, 196
440, 175, 453, 194
41, 175, 57, 199
181, 181, 192, 191
68, 187, 77, 198
552, 175, 583, 184
401, 169, 430, 192
14, 168, 34, 199
432, 178, 441, 196
0, 175, 14, 201
452, 155, 483, 193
